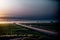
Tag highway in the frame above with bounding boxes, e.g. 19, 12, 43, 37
16, 23, 58, 36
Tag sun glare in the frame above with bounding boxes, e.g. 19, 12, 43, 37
0, 0, 7, 8
0, 10, 5, 17
0, 22, 7, 24
0, 22, 14, 24
0, 0, 7, 17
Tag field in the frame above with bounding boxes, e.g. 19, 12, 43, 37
21, 23, 56, 31
0, 23, 56, 40
0, 23, 44, 36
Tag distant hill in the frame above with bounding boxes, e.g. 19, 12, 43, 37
0, 16, 57, 21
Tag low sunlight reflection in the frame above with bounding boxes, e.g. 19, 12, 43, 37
0, 22, 13, 24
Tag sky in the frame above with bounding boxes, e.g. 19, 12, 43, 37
0, 0, 58, 20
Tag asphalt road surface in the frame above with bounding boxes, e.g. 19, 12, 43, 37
16, 23, 58, 36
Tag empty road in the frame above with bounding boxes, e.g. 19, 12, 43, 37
16, 23, 58, 36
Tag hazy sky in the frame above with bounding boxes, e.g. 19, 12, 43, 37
0, 0, 58, 18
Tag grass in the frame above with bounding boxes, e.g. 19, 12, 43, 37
0, 23, 55, 40
0, 23, 43, 37
22, 23, 56, 31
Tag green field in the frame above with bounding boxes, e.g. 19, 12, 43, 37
0, 23, 56, 40
22, 23, 56, 31
0, 23, 44, 37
